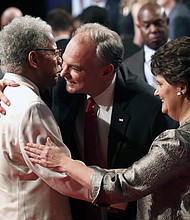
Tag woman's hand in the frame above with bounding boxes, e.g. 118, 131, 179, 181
0, 79, 20, 115
25, 137, 68, 172
25, 137, 93, 189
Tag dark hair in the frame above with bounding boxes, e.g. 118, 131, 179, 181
151, 36, 190, 96
80, 6, 109, 27
46, 8, 72, 31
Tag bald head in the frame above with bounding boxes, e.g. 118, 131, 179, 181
138, 2, 166, 21
1, 7, 23, 29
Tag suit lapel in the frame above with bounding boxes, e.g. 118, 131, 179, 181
108, 66, 131, 167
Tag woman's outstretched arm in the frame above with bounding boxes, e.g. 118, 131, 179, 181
25, 137, 93, 189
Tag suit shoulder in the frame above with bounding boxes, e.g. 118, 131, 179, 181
124, 49, 143, 65
117, 65, 158, 103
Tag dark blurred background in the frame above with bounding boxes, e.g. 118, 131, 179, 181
0, 0, 72, 20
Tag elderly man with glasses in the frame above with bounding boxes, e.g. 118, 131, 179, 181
0, 15, 91, 220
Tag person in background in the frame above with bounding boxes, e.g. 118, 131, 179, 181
181, 0, 190, 10
105, 0, 121, 33
46, 8, 73, 53
124, 2, 169, 88
0, 15, 91, 220
157, 0, 190, 39
31, 22, 176, 220
118, 0, 142, 59
71, 0, 107, 18
0, 6, 23, 79
119, 0, 135, 40
131, 0, 156, 47
26, 35, 190, 220
0, 6, 23, 30
79, 5, 109, 27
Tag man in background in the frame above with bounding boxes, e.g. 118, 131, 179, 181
46, 8, 73, 53
0, 6, 23, 29
0, 7, 23, 79
125, 2, 169, 89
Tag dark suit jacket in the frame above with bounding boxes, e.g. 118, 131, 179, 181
122, 38, 141, 60
52, 63, 177, 220
124, 49, 146, 83
168, 3, 190, 40
56, 38, 70, 55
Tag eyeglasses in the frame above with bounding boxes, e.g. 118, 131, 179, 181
34, 48, 62, 57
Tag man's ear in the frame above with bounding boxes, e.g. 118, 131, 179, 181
28, 51, 38, 68
102, 63, 114, 78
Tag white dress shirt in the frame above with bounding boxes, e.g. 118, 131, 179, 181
144, 45, 157, 88
94, 75, 115, 167
75, 75, 115, 168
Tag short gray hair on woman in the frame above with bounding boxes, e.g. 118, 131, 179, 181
0, 15, 52, 73
73, 23, 124, 72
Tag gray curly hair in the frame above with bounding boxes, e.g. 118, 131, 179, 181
0, 15, 52, 73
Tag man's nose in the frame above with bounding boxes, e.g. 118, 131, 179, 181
150, 24, 158, 32
60, 63, 69, 78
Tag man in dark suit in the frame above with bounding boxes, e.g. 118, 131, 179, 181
52, 22, 177, 220
124, 2, 169, 89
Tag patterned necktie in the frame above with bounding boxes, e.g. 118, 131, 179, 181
84, 97, 99, 166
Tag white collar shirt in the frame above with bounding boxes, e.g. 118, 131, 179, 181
0, 73, 90, 219
144, 45, 157, 88
93, 74, 116, 167
75, 75, 115, 167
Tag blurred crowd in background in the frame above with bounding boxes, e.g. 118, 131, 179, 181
1, 0, 190, 46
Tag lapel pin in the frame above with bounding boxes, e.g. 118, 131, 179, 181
119, 118, 124, 122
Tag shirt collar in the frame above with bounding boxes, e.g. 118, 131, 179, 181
55, 35, 70, 42
3, 72, 40, 96
93, 74, 116, 111
144, 45, 156, 63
